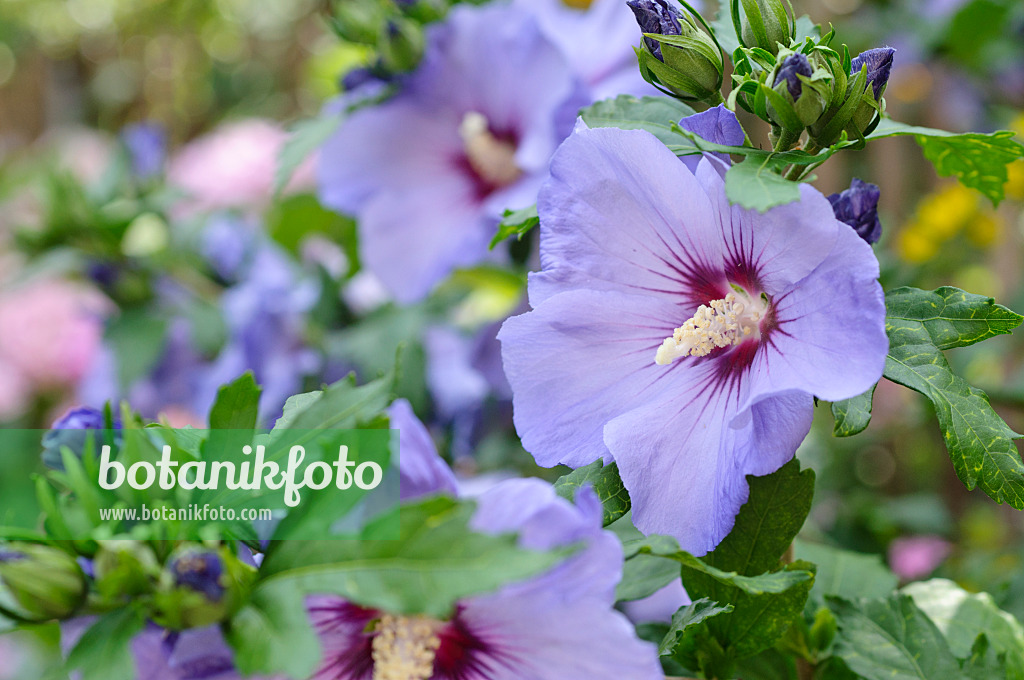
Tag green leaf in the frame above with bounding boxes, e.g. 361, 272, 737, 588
725, 157, 801, 212
226, 580, 321, 679
710, 9, 740, 55
274, 114, 342, 196
831, 384, 876, 437
659, 598, 734, 659
885, 286, 1023, 350
868, 119, 1024, 206
962, 634, 1011, 680
579, 94, 696, 146
207, 372, 262, 430
883, 287, 1024, 508
65, 606, 146, 680
489, 204, 539, 250
828, 594, 967, 680
794, 541, 898, 601
258, 497, 571, 618
701, 459, 815, 576
553, 460, 630, 526
630, 536, 814, 596
617, 553, 682, 603
903, 578, 1024, 680
268, 372, 392, 434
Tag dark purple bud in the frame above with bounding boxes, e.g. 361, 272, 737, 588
773, 53, 812, 99
627, 0, 683, 61
850, 47, 895, 98
121, 123, 166, 181
170, 550, 226, 601
828, 178, 882, 244
42, 407, 122, 470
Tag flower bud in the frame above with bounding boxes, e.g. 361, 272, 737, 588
330, 1, 387, 45
93, 541, 160, 600
828, 178, 882, 244
153, 546, 256, 630
42, 407, 121, 471
378, 18, 424, 74
629, 0, 723, 103
846, 47, 895, 135
737, 0, 792, 55
767, 52, 828, 128
0, 544, 87, 620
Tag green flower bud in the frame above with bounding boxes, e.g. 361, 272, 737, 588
152, 546, 256, 630
330, 1, 387, 45
93, 541, 160, 600
629, 0, 723, 103
736, 0, 792, 56
0, 544, 87, 621
378, 17, 424, 74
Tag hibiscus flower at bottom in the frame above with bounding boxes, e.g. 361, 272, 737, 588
308, 402, 663, 680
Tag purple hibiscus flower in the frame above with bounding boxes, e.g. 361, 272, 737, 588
308, 401, 663, 680
318, 3, 586, 303
514, 0, 659, 99
498, 122, 887, 554
61, 619, 284, 680
828, 177, 883, 244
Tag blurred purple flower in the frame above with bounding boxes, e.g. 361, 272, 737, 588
62, 620, 284, 680
42, 406, 121, 469
201, 214, 257, 282
888, 535, 951, 581
621, 580, 691, 624
828, 178, 882, 244
121, 122, 167, 181
318, 3, 586, 303
499, 124, 887, 554
388, 398, 458, 501
516, 0, 660, 98
851, 47, 895, 98
199, 245, 321, 420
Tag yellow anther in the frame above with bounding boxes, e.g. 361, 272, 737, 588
459, 111, 522, 188
372, 614, 444, 680
655, 291, 766, 365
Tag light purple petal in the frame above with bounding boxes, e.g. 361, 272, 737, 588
456, 587, 663, 680
359, 184, 493, 303
388, 398, 458, 501
746, 223, 887, 403
532, 123, 724, 306
622, 579, 691, 624
499, 287, 682, 467
677, 104, 745, 173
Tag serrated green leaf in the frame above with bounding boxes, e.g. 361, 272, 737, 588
962, 634, 1010, 680
903, 578, 1024, 679
65, 606, 146, 680
274, 114, 341, 196
725, 157, 802, 211
883, 287, 1024, 508
553, 460, 630, 526
869, 119, 1024, 205
794, 541, 898, 601
659, 598, 734, 658
579, 94, 696, 146
829, 594, 967, 680
702, 459, 815, 576
489, 204, 539, 250
885, 287, 1023, 350
268, 372, 391, 435
831, 384, 876, 437
226, 580, 321, 679
258, 497, 571, 618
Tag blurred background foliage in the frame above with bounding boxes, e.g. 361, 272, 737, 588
2, 0, 1024, 672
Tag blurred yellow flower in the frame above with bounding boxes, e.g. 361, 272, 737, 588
897, 183, 1003, 263
1006, 160, 1024, 202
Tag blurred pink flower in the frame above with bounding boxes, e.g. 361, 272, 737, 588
0, 279, 108, 394
888, 535, 952, 581
0, 635, 31, 679
168, 119, 316, 215
0, 359, 31, 420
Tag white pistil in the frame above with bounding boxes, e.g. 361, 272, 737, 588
459, 111, 522, 188
371, 614, 444, 680
655, 291, 767, 365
